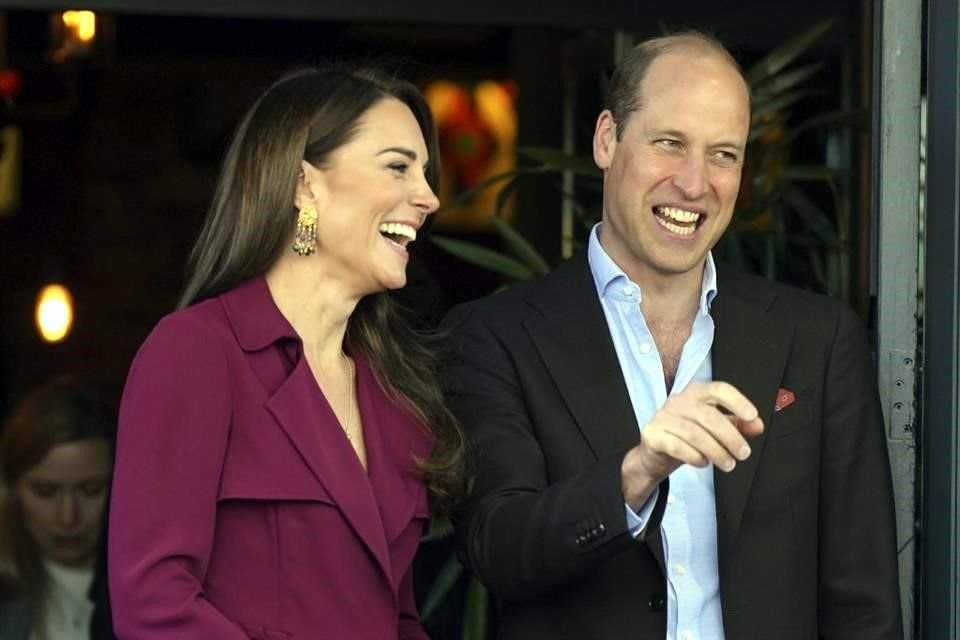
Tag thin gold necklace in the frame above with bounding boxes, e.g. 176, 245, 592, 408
339, 356, 357, 443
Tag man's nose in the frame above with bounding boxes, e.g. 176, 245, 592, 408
672, 154, 709, 199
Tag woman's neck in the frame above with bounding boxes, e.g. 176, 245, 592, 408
265, 255, 360, 367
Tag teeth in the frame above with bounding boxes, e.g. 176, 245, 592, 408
658, 206, 701, 223
378, 222, 417, 241
655, 216, 696, 235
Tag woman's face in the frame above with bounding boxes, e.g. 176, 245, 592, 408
296, 97, 440, 295
14, 438, 112, 568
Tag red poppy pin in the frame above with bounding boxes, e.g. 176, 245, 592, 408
774, 388, 796, 412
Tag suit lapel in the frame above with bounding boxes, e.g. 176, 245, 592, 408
522, 255, 642, 463
710, 267, 793, 588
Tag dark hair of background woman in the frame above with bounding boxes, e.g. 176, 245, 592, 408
0, 376, 116, 635
177, 65, 464, 515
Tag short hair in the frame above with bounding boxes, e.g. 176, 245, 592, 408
605, 31, 750, 139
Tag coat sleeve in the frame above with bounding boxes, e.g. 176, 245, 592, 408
818, 305, 903, 639
443, 304, 668, 601
108, 313, 247, 639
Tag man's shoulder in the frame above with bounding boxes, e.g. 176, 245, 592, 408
717, 262, 848, 315
443, 254, 591, 327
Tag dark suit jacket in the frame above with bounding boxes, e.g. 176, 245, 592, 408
109, 277, 433, 640
444, 254, 901, 640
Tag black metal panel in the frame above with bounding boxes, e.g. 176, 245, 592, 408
922, 0, 960, 637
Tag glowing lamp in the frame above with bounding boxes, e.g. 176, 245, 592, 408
62, 11, 96, 43
35, 284, 74, 343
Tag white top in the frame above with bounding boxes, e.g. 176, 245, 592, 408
29, 561, 94, 640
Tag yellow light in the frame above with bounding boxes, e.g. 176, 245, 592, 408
62, 11, 96, 43
35, 284, 74, 343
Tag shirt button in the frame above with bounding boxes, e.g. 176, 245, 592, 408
622, 286, 633, 296
674, 563, 686, 576
647, 594, 665, 612
667, 494, 676, 505
639, 342, 652, 354
682, 632, 694, 640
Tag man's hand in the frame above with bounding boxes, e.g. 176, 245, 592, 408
621, 381, 764, 509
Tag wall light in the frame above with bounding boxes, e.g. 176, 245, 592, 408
61, 11, 96, 43
35, 284, 74, 343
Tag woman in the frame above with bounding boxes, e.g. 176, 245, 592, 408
0, 376, 116, 640
108, 66, 463, 639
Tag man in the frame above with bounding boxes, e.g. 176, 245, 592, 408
443, 32, 902, 640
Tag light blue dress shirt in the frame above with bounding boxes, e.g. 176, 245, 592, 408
587, 224, 724, 640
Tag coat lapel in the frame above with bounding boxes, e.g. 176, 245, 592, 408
710, 266, 793, 588
265, 356, 394, 585
522, 254, 643, 463
358, 357, 433, 548
220, 277, 394, 586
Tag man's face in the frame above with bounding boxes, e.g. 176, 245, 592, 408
592, 50, 751, 285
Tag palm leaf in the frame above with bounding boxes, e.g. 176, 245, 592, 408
745, 19, 834, 87
492, 217, 551, 276
519, 146, 602, 177
420, 555, 464, 622
461, 577, 489, 640
752, 63, 824, 103
431, 236, 534, 280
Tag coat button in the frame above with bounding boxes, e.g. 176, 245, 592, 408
647, 595, 665, 612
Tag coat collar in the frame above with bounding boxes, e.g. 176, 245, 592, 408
219, 276, 298, 352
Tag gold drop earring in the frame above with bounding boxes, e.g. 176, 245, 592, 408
292, 205, 318, 256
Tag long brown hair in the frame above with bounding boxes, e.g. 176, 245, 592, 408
0, 376, 115, 638
179, 65, 464, 514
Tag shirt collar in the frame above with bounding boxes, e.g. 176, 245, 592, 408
587, 222, 718, 316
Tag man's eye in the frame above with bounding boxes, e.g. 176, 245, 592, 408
713, 151, 739, 166
657, 139, 682, 149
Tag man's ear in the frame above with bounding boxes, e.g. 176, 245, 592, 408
593, 109, 618, 171
293, 160, 326, 211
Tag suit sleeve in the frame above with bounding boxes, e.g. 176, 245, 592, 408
444, 304, 667, 601
818, 305, 903, 639
108, 314, 247, 639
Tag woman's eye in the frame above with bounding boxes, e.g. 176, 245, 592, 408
79, 482, 106, 498
388, 162, 409, 174
30, 484, 58, 499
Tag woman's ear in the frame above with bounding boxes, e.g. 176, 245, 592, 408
293, 160, 326, 211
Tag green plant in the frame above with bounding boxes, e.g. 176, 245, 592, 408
429, 19, 863, 301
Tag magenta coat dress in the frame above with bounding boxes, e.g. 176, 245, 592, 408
108, 277, 433, 640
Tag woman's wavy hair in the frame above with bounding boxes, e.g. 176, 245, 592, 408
0, 376, 115, 638
178, 65, 464, 514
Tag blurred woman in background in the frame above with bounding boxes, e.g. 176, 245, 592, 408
0, 376, 115, 640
